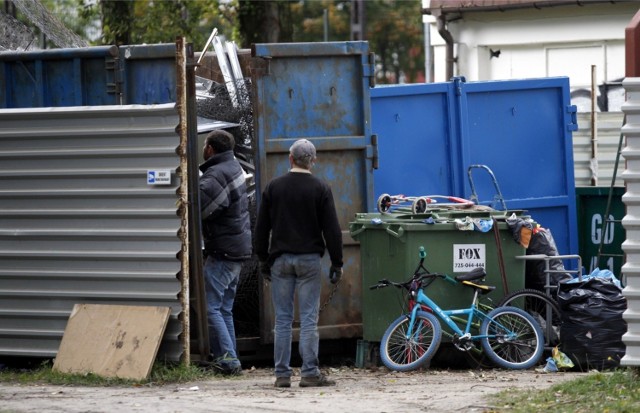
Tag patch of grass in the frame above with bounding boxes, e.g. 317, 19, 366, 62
0, 359, 218, 386
489, 368, 640, 412
147, 361, 216, 384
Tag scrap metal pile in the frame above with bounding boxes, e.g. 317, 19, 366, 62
195, 30, 255, 191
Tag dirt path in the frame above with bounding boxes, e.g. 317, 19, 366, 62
0, 366, 587, 413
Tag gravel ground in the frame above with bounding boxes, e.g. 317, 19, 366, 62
0, 365, 588, 413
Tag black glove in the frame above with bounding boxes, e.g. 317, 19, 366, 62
260, 261, 271, 282
329, 266, 343, 284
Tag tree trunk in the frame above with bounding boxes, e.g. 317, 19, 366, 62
264, 1, 280, 43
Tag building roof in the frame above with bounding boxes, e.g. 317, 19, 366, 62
423, 0, 629, 18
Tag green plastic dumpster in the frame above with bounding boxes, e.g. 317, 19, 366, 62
350, 210, 527, 343
575, 186, 625, 277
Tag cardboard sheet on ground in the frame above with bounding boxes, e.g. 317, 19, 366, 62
53, 304, 171, 380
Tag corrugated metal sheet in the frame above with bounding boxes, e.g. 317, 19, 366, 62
621, 78, 640, 366
0, 104, 184, 360
574, 112, 625, 187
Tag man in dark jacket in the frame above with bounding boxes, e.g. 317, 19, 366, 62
199, 129, 252, 375
254, 138, 343, 388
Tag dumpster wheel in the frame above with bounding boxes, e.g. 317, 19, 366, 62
412, 197, 428, 214
377, 193, 393, 213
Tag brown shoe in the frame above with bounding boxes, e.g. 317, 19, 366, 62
274, 377, 291, 388
299, 374, 336, 387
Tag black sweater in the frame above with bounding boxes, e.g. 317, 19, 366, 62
255, 171, 343, 268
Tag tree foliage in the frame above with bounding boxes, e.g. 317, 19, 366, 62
236, 0, 350, 46
99, 0, 132, 46
9, 0, 426, 84
237, 0, 293, 45
42, 0, 99, 43
236, 0, 424, 83
364, 0, 424, 84
290, 0, 350, 43
79, 0, 236, 49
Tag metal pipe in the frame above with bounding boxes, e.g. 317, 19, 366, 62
436, 15, 454, 80
590, 64, 598, 186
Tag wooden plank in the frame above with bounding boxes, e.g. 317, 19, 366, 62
53, 304, 171, 380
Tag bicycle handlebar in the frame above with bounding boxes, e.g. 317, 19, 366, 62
442, 274, 458, 285
369, 272, 458, 291
369, 279, 392, 290
369, 246, 460, 291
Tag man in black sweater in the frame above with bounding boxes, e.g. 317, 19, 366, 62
254, 138, 343, 388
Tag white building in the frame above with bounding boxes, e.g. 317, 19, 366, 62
423, 0, 639, 113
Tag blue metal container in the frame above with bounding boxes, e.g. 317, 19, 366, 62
251, 41, 376, 342
117, 44, 177, 104
0, 44, 176, 108
371, 77, 579, 258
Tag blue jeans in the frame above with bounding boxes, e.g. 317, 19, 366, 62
204, 255, 242, 369
270, 253, 322, 378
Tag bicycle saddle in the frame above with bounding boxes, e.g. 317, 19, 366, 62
455, 267, 496, 295
454, 267, 486, 282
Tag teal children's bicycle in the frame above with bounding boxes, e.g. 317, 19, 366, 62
369, 246, 544, 372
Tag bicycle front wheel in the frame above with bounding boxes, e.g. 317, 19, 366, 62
380, 310, 442, 372
497, 288, 562, 349
480, 306, 544, 370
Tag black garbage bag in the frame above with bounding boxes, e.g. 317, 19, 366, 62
557, 277, 627, 371
525, 228, 572, 291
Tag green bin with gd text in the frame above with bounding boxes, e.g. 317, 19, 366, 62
349, 210, 527, 342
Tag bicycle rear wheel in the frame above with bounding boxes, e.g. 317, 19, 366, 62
480, 306, 544, 370
498, 289, 561, 349
379, 310, 442, 372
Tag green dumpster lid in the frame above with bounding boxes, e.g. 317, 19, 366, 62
352, 209, 529, 223
349, 210, 534, 238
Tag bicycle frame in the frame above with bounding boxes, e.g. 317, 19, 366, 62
408, 287, 515, 342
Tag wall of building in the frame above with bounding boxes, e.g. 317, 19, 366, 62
425, 2, 638, 112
